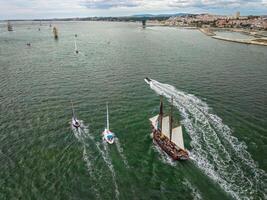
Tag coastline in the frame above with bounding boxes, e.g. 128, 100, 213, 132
211, 35, 267, 46
198, 28, 267, 46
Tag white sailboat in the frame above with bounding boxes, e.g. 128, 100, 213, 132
74, 36, 79, 54
7, 21, 13, 31
102, 103, 115, 144
74, 34, 79, 54
71, 101, 80, 129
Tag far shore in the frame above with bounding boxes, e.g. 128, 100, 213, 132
198, 27, 267, 46
146, 23, 267, 46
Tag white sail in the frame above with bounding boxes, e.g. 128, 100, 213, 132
150, 115, 185, 150
161, 116, 170, 137
171, 126, 185, 150
106, 103, 109, 130
149, 115, 159, 129
74, 38, 78, 51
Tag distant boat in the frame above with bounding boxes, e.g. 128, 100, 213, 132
53, 26, 58, 39
71, 101, 80, 129
74, 35, 79, 54
102, 103, 115, 144
7, 21, 13, 31
142, 19, 146, 28
145, 78, 189, 160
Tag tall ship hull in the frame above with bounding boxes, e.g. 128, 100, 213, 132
146, 78, 189, 161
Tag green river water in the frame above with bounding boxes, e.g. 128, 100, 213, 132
0, 21, 266, 200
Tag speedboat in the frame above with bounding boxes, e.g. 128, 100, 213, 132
144, 77, 152, 84
102, 103, 115, 144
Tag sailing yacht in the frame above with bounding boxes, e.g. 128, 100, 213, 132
145, 78, 189, 160
102, 103, 115, 144
74, 36, 79, 54
53, 27, 58, 39
7, 21, 13, 31
71, 101, 80, 129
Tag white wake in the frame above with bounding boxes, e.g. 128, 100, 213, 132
114, 137, 129, 168
148, 79, 266, 200
71, 120, 120, 200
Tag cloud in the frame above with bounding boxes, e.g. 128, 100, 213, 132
79, 0, 267, 9
167, 0, 265, 9
80, 0, 140, 9
0, 0, 267, 19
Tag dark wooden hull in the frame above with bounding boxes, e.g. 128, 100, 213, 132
152, 126, 189, 161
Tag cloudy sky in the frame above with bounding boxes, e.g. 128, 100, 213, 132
1, 0, 267, 20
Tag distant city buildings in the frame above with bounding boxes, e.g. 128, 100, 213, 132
163, 13, 267, 30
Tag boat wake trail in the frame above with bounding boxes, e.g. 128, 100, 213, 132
71, 121, 120, 200
101, 141, 120, 200
183, 179, 202, 200
114, 138, 129, 168
152, 143, 177, 167
148, 79, 266, 200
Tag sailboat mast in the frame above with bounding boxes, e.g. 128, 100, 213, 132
74, 38, 77, 51
71, 101, 75, 118
106, 102, 109, 130
158, 96, 163, 130
169, 96, 173, 141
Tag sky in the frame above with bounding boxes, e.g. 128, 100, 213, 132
0, 0, 267, 20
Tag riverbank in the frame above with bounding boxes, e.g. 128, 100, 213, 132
212, 35, 267, 46
199, 28, 216, 36
198, 28, 267, 46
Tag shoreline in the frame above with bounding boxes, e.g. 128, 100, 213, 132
198, 28, 267, 46
211, 35, 267, 46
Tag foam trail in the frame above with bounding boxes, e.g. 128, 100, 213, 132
71, 120, 120, 199
71, 121, 101, 199
101, 141, 120, 200
148, 79, 266, 200
152, 143, 177, 167
82, 146, 101, 200
114, 138, 129, 168
183, 179, 202, 200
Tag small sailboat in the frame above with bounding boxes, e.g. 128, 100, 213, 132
102, 103, 115, 144
145, 78, 189, 160
71, 101, 80, 129
53, 26, 58, 39
7, 21, 13, 31
74, 36, 79, 54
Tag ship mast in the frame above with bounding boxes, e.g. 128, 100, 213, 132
169, 96, 173, 141
106, 102, 109, 130
71, 100, 75, 118
158, 96, 163, 130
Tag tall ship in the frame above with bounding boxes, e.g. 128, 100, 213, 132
53, 26, 58, 39
7, 21, 13, 31
145, 78, 189, 160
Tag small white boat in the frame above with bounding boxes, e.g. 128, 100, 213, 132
74, 36, 79, 54
71, 101, 80, 129
102, 103, 115, 144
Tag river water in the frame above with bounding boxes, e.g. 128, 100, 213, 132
0, 21, 266, 200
